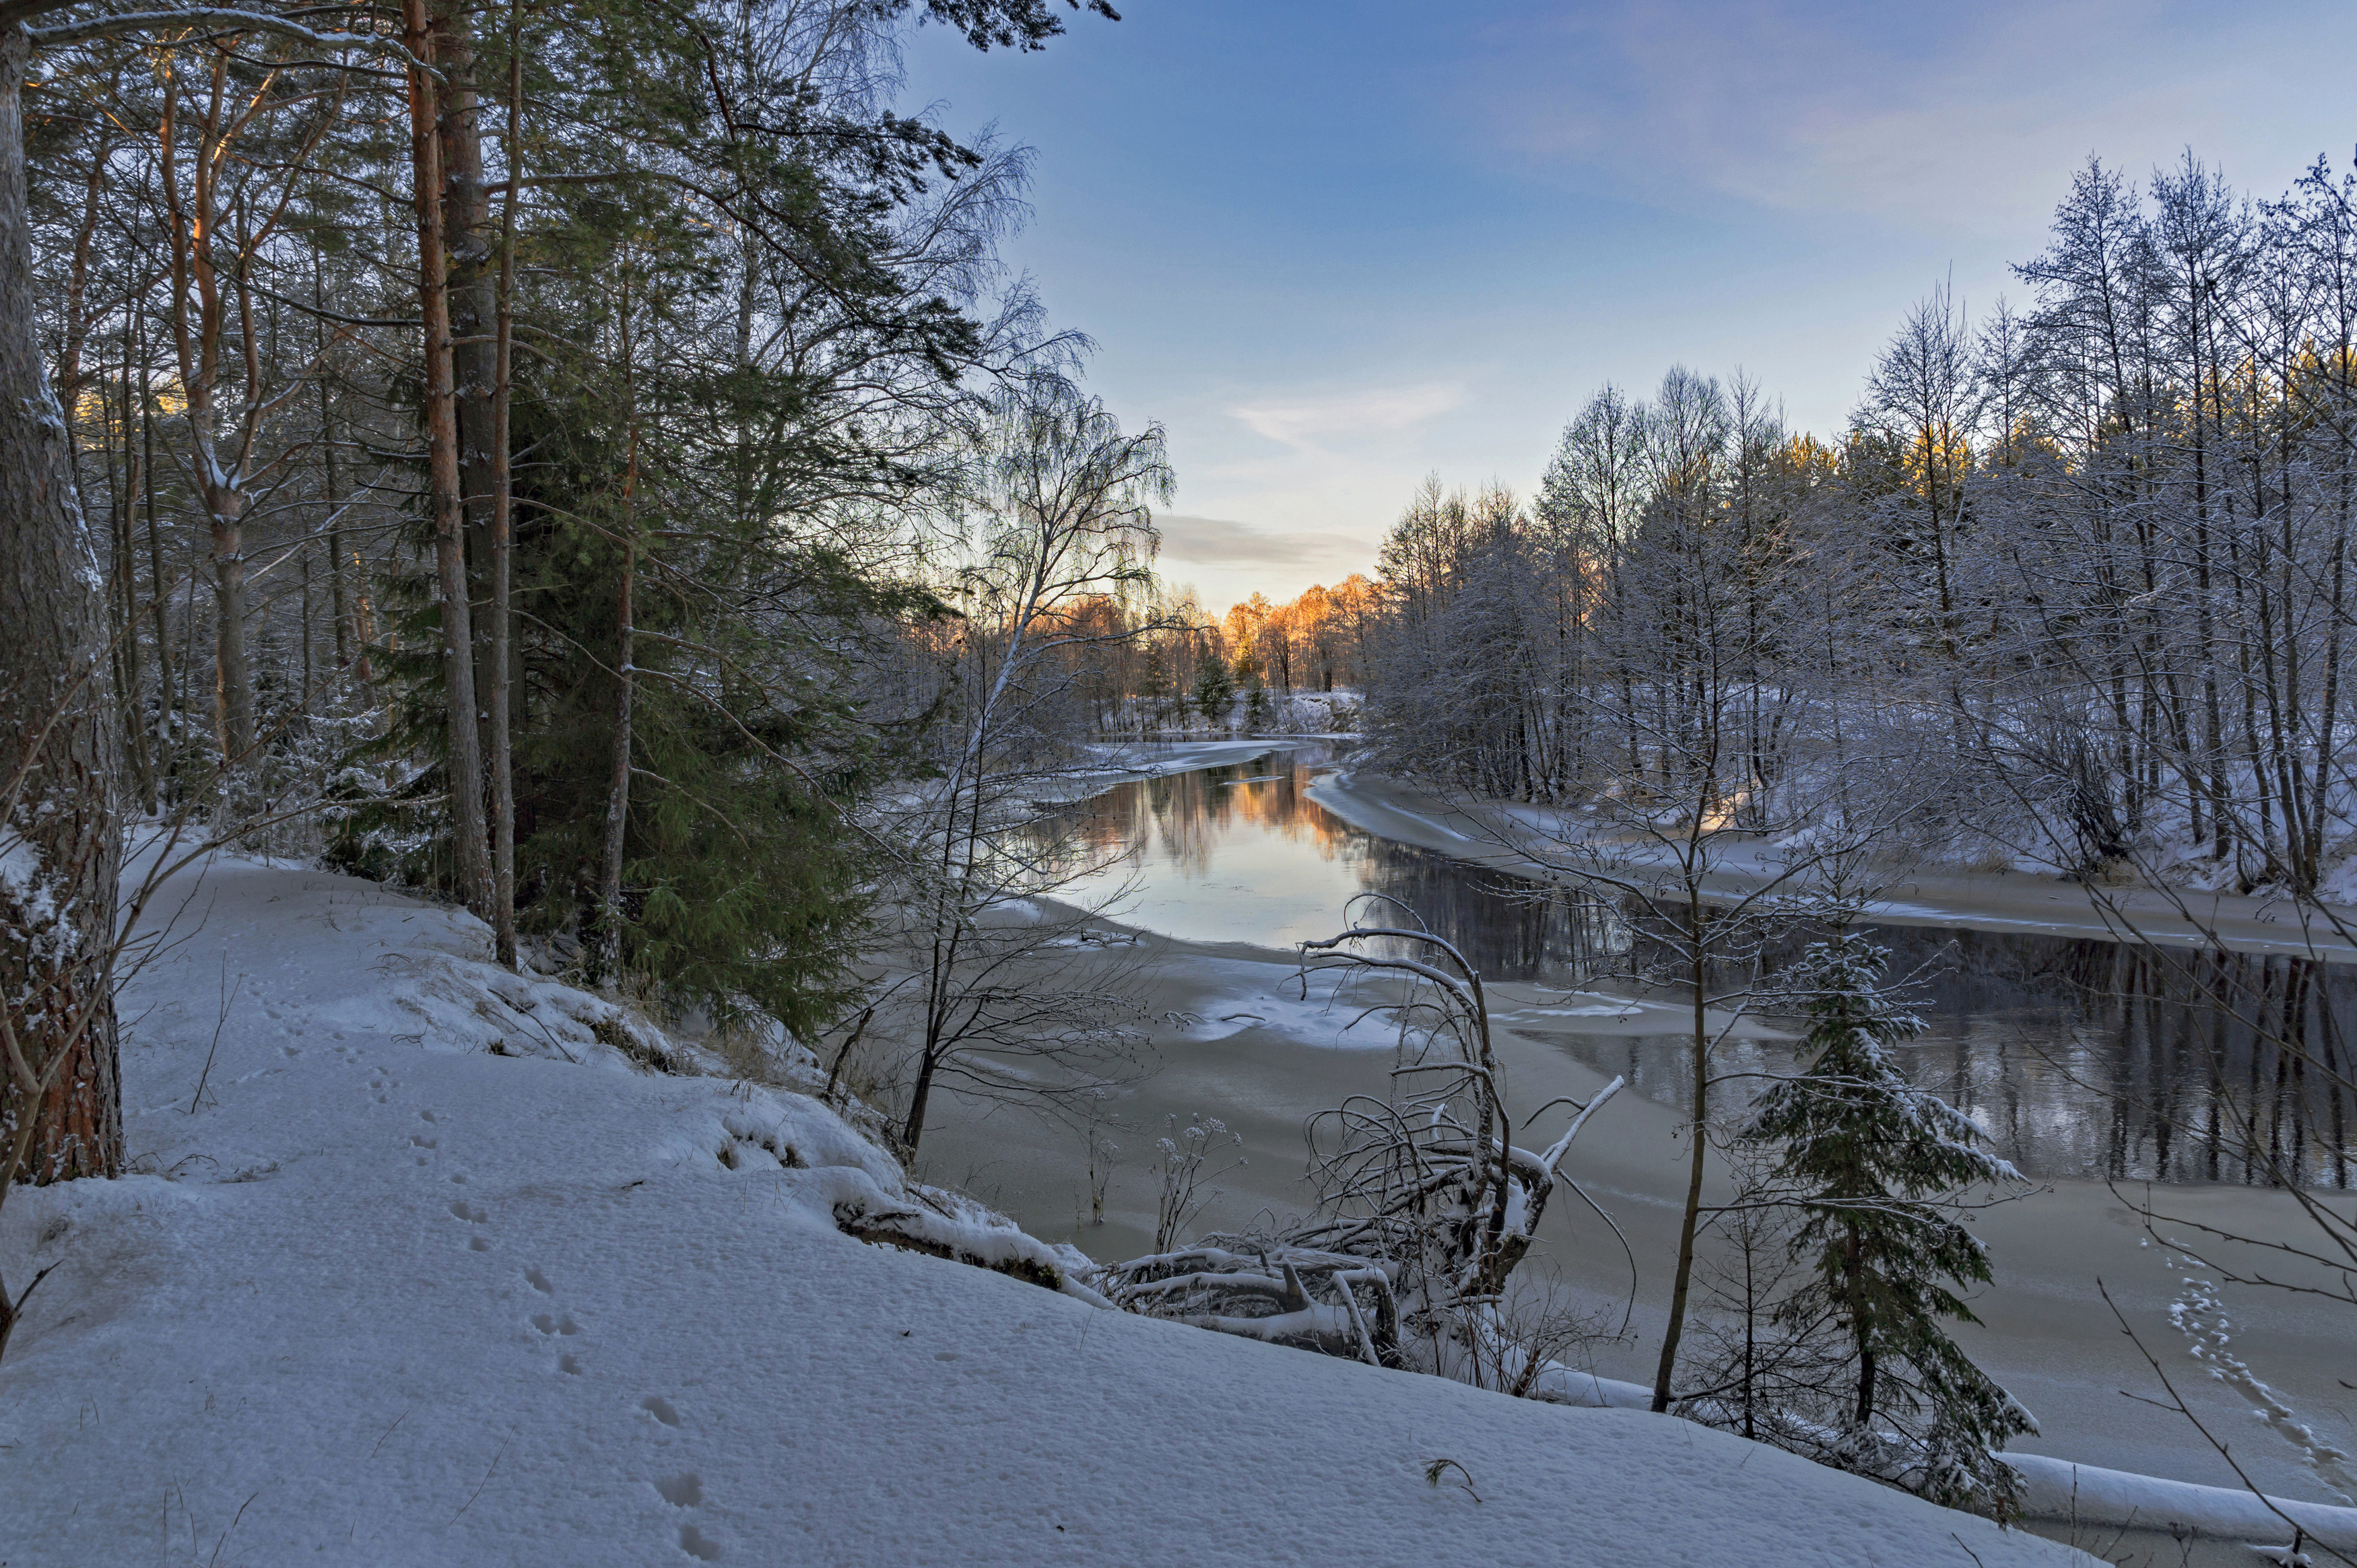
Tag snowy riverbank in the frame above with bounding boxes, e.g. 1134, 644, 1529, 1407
1304, 766, 2357, 962
0, 852, 2094, 1565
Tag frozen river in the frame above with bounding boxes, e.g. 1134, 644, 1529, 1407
1052, 741, 2357, 1187
921, 741, 2357, 1503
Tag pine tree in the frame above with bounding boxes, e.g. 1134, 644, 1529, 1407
1746, 930, 2036, 1517
1193, 656, 1234, 730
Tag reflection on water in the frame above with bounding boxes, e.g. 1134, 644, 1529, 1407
1056, 742, 1607, 971
1053, 745, 2357, 1188
1567, 928, 2357, 1188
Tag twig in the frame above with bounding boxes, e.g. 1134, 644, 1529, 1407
1424, 1456, 1483, 1502
205, 1492, 261, 1568
189, 963, 244, 1114
447, 1435, 510, 1526
368, 1404, 411, 1458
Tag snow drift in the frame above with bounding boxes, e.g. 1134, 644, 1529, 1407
0, 853, 2096, 1565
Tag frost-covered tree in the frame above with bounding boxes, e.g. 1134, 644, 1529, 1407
875, 385, 1170, 1155
1746, 930, 2035, 1515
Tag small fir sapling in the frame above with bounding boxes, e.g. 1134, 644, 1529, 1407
1679, 1141, 1832, 1445
1745, 928, 2036, 1516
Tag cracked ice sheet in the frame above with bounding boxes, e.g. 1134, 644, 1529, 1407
0, 856, 2090, 1567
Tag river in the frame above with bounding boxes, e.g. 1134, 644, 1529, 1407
1054, 741, 2357, 1188
918, 739, 2357, 1504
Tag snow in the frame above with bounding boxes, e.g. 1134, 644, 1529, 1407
0, 853, 2100, 1565
1086, 736, 1290, 777
1164, 956, 1407, 1045
2007, 1455, 2357, 1550
1303, 765, 2357, 962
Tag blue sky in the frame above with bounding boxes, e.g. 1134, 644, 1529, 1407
902, 1, 2357, 614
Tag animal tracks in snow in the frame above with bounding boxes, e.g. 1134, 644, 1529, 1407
639, 1396, 727, 1560
653, 1460, 723, 1561
401, 1070, 718, 1562
385, 1038, 727, 1565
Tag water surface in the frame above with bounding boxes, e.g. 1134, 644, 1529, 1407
1057, 743, 2357, 1187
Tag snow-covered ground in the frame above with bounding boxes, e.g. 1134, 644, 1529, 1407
0, 853, 2102, 1565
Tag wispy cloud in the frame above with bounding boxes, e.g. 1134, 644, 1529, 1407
1466, 0, 2339, 235
1229, 381, 1467, 450
1154, 514, 1370, 571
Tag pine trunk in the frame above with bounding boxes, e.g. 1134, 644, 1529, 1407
0, 22, 125, 1192
486, 24, 521, 971
403, 0, 494, 917
434, 0, 502, 782
596, 287, 639, 978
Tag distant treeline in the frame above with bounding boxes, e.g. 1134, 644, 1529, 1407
1363, 152, 2357, 891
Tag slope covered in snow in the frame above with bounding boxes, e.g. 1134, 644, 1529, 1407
0, 855, 2093, 1565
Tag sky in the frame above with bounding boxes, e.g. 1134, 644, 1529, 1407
900, 1, 2357, 615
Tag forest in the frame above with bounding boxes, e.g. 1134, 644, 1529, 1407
0, 0, 1175, 1179
1366, 154, 2357, 902
5, 0, 2357, 1555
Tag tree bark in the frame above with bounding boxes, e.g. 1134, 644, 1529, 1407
435, 0, 502, 780
486, 16, 520, 970
137, 304, 173, 768
595, 272, 638, 978
110, 335, 154, 812
403, 0, 494, 916
1, 22, 125, 1188
1649, 895, 1713, 1412
205, 487, 253, 764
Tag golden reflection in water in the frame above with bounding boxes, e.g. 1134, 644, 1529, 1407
1065, 755, 1365, 882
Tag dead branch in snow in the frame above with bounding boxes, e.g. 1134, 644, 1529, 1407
1098, 895, 1625, 1396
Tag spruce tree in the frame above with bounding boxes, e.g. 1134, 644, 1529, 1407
1193, 656, 1234, 730
1746, 929, 2036, 1516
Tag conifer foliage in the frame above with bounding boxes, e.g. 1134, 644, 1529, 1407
1744, 930, 2036, 1515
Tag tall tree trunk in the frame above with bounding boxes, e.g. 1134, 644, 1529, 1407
1651, 887, 1712, 1412
111, 339, 154, 813
205, 485, 253, 765
403, 0, 493, 917
0, 22, 125, 1201
314, 261, 350, 673
435, 0, 501, 780
595, 273, 639, 977
486, 17, 521, 971
596, 545, 636, 974
137, 304, 173, 776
